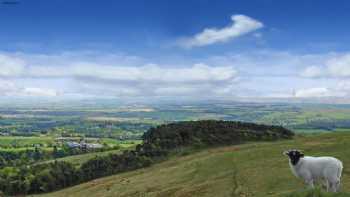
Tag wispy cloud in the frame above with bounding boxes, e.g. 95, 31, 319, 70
0, 52, 239, 98
295, 87, 332, 98
70, 63, 237, 83
301, 53, 350, 78
300, 66, 325, 78
177, 14, 263, 48
0, 54, 25, 77
0, 79, 58, 97
2, 50, 350, 99
327, 54, 350, 77
23, 87, 59, 97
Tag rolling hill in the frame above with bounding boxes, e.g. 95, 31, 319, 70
34, 132, 350, 197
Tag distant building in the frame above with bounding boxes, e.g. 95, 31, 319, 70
83, 143, 103, 149
66, 141, 81, 148
65, 141, 103, 149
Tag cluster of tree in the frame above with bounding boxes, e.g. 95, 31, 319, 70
141, 120, 294, 151
0, 151, 152, 195
0, 145, 118, 168
0, 147, 49, 167
0, 120, 293, 195
0, 161, 79, 195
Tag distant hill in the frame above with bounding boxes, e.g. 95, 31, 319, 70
35, 132, 350, 197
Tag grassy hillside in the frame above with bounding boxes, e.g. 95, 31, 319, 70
35, 132, 350, 197
40, 143, 139, 166
40, 149, 122, 166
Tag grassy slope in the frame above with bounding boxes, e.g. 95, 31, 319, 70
34, 132, 350, 197
40, 149, 123, 166
40, 144, 139, 166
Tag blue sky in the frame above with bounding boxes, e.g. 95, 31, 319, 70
1, 0, 350, 101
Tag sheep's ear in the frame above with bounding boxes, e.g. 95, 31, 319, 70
283, 150, 289, 156
300, 153, 304, 158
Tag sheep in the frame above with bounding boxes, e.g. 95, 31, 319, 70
283, 149, 343, 192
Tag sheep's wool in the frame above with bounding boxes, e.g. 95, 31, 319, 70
289, 156, 343, 191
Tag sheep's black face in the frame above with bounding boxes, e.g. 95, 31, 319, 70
284, 150, 304, 165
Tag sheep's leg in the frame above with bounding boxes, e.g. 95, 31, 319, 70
327, 177, 341, 192
320, 179, 328, 191
305, 179, 314, 189
325, 180, 329, 192
328, 182, 334, 192
332, 182, 338, 192
334, 180, 341, 192
328, 181, 341, 192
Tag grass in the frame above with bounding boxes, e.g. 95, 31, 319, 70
32, 132, 350, 197
41, 149, 124, 166
0, 136, 53, 147
99, 139, 141, 148
43, 143, 138, 166
0, 135, 139, 150
286, 187, 350, 197
39, 141, 139, 166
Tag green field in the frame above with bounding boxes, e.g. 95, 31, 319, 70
41, 149, 123, 166
0, 136, 53, 148
34, 132, 350, 197
41, 142, 139, 166
3, 102, 350, 139
0, 135, 139, 148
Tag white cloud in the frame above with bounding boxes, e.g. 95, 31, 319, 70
178, 14, 263, 48
0, 79, 59, 97
0, 53, 237, 83
3, 50, 350, 100
301, 54, 350, 78
71, 63, 237, 83
71, 63, 238, 97
27, 66, 71, 78
154, 86, 199, 96
23, 87, 58, 97
336, 80, 350, 91
0, 79, 19, 96
295, 87, 331, 98
0, 52, 240, 98
0, 54, 25, 77
295, 87, 346, 98
300, 66, 324, 78
327, 54, 350, 77
333, 80, 350, 97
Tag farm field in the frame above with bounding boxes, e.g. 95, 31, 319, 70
40, 148, 132, 166
0, 136, 53, 148
35, 132, 350, 197
2, 102, 350, 139
0, 135, 139, 149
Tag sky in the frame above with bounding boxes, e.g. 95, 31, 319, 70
1, 0, 350, 101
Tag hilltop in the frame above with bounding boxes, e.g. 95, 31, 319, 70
35, 132, 350, 197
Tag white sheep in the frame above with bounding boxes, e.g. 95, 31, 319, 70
283, 149, 343, 192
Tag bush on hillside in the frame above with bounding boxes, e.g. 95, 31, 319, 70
140, 120, 294, 154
